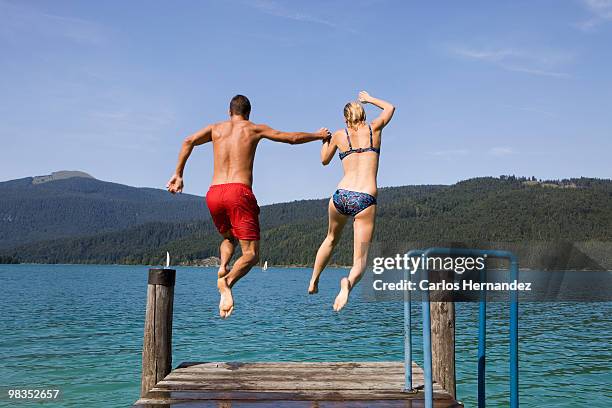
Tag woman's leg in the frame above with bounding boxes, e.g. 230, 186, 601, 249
308, 198, 348, 294
333, 204, 377, 311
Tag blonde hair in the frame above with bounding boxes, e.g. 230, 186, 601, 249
343, 102, 366, 129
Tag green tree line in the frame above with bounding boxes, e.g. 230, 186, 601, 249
4, 177, 611, 269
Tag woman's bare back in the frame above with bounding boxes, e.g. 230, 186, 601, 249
335, 123, 382, 196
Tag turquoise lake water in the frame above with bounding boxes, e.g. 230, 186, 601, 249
1, 264, 610, 407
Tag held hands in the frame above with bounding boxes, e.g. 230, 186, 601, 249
166, 174, 184, 194
358, 90, 372, 104
317, 127, 332, 141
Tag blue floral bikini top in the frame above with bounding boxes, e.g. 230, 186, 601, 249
338, 124, 380, 160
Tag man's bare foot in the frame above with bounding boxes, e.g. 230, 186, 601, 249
218, 265, 230, 278
308, 277, 319, 294
333, 277, 352, 311
217, 277, 234, 318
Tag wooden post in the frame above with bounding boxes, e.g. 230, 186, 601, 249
430, 270, 456, 399
141, 268, 176, 398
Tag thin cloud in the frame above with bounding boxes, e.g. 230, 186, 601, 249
453, 48, 520, 61
86, 88, 177, 139
431, 149, 469, 157
502, 65, 570, 78
501, 104, 557, 118
575, 0, 612, 30
450, 46, 573, 78
0, 0, 108, 45
489, 147, 516, 157
248, 0, 351, 32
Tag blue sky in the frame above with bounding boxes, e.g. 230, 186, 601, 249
1, 0, 611, 204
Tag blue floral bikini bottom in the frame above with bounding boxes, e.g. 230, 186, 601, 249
332, 189, 377, 216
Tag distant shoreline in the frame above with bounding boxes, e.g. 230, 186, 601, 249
3, 176, 610, 270
1, 262, 610, 272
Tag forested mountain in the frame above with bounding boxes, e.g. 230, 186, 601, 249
2, 174, 610, 269
0, 172, 207, 249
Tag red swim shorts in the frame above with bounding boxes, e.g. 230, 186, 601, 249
205, 183, 260, 241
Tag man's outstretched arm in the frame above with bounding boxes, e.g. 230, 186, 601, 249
167, 124, 213, 194
257, 125, 330, 144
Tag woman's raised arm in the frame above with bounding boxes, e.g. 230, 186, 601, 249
320, 132, 338, 165
359, 91, 395, 130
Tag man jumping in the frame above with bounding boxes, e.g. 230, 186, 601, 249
166, 95, 330, 318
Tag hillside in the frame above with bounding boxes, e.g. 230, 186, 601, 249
0, 172, 208, 249
2, 175, 611, 269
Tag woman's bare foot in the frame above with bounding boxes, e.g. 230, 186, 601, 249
308, 277, 319, 294
218, 264, 230, 278
333, 277, 352, 311
217, 277, 234, 318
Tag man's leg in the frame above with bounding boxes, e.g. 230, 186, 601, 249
217, 239, 259, 318
333, 205, 376, 311
309, 199, 348, 294
218, 231, 237, 278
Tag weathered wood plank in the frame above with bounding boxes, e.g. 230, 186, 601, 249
140, 285, 156, 397
171, 368, 414, 377
171, 362, 415, 377
166, 361, 423, 384
140, 269, 175, 398
134, 361, 460, 406
143, 389, 454, 401
135, 397, 462, 407
430, 270, 456, 399
173, 365, 412, 371
144, 389, 452, 400
155, 380, 432, 391
171, 368, 415, 376
163, 372, 425, 383
153, 284, 173, 381
175, 361, 408, 370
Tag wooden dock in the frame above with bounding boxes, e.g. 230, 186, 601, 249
135, 269, 461, 407
134, 361, 461, 407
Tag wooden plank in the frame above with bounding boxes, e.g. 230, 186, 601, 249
171, 368, 415, 377
164, 361, 425, 386
143, 389, 451, 400
176, 361, 410, 369
163, 372, 425, 383
172, 362, 417, 376
170, 368, 416, 377
140, 285, 156, 397
153, 283, 174, 383
141, 271, 175, 398
134, 397, 462, 407
430, 270, 456, 399
141, 389, 454, 401
155, 380, 427, 391
134, 361, 460, 406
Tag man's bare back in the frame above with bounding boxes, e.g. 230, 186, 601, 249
167, 118, 329, 192
167, 95, 329, 318
210, 119, 330, 186
210, 119, 259, 186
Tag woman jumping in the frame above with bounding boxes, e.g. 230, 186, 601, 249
308, 91, 395, 311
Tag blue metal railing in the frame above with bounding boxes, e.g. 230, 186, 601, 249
403, 265, 413, 391
478, 265, 487, 407
403, 248, 519, 408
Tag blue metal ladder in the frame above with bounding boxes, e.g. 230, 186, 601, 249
403, 248, 519, 408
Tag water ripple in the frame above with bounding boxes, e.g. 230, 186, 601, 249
0, 265, 610, 408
